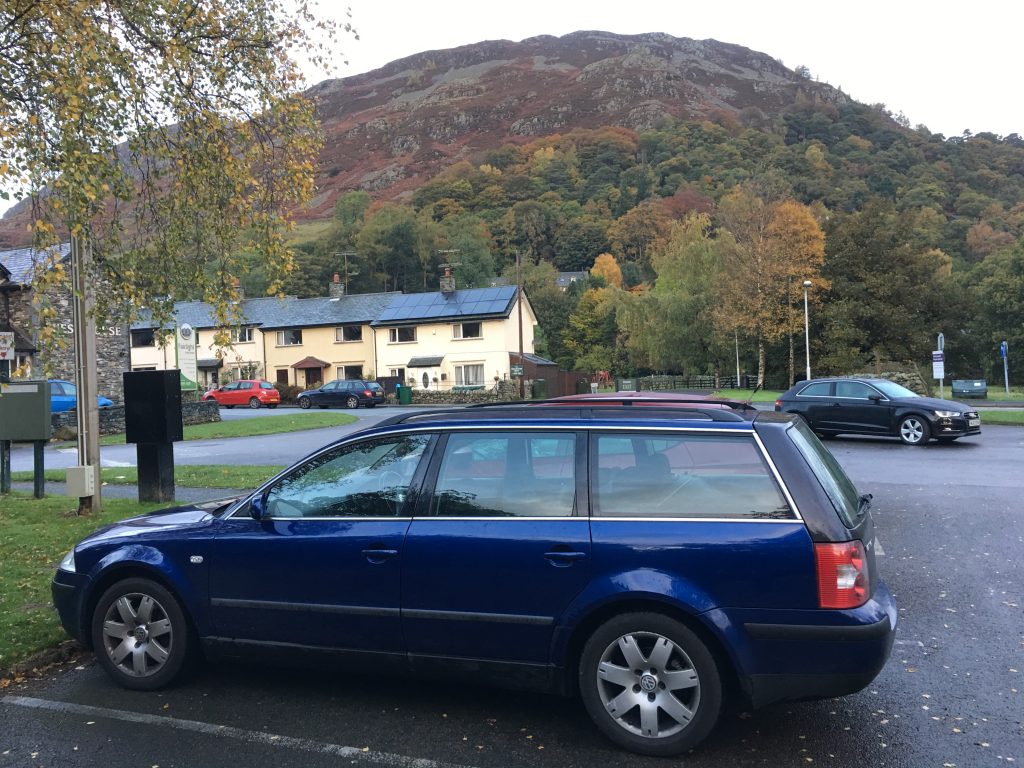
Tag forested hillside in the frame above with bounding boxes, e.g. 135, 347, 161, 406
268, 101, 1024, 385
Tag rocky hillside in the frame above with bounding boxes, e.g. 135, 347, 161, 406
303, 30, 847, 216
0, 30, 848, 244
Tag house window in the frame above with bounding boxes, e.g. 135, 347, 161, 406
130, 329, 155, 347
453, 321, 482, 339
14, 354, 32, 376
390, 367, 405, 382
233, 327, 254, 343
455, 363, 485, 386
276, 329, 302, 346
276, 369, 290, 385
335, 325, 362, 343
337, 365, 364, 380
388, 327, 416, 343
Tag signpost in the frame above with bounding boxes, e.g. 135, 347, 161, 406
935, 333, 945, 398
175, 323, 198, 392
0, 331, 13, 363
1000, 340, 1009, 395
0, 332, 11, 494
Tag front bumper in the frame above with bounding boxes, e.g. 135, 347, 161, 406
51, 570, 91, 646
929, 413, 981, 438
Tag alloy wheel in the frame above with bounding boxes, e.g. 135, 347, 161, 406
100, 593, 173, 678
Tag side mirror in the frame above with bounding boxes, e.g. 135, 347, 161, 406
868, 394, 883, 403
249, 493, 267, 520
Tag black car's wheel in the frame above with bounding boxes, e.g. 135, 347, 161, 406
248, 397, 261, 409
579, 612, 722, 757
298, 396, 311, 409
91, 577, 192, 691
346, 395, 359, 409
898, 415, 930, 445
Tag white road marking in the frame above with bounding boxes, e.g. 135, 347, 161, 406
2, 695, 475, 768
894, 639, 925, 647
874, 539, 885, 556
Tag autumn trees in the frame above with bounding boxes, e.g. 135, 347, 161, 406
1, 0, 351, 338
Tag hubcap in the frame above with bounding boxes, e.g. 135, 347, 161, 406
901, 419, 923, 443
596, 631, 700, 739
101, 593, 173, 677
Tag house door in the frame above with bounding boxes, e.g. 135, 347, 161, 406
305, 368, 322, 387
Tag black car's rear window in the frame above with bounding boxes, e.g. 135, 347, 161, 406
787, 420, 863, 528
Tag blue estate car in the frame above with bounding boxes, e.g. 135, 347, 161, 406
52, 402, 896, 756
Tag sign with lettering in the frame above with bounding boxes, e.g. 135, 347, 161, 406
932, 350, 945, 380
176, 323, 198, 391
0, 332, 12, 361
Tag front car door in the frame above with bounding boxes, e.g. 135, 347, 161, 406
208, 433, 434, 653
401, 429, 590, 670
217, 381, 239, 405
831, 380, 891, 434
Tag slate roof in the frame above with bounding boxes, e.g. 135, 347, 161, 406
372, 286, 517, 327
0, 243, 72, 286
133, 292, 401, 331
408, 356, 444, 367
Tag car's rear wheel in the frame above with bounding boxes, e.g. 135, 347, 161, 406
248, 397, 261, 409
346, 395, 359, 409
579, 612, 722, 757
298, 396, 311, 409
898, 415, 930, 445
91, 578, 192, 691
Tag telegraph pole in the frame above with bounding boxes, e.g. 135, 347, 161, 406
70, 235, 102, 514
516, 250, 524, 399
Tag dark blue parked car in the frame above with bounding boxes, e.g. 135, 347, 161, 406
52, 403, 895, 756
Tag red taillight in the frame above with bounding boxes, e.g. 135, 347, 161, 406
815, 541, 868, 609
774, 399, 783, 410
364, 390, 373, 397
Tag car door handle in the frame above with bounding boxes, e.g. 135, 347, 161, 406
544, 550, 587, 566
361, 548, 399, 563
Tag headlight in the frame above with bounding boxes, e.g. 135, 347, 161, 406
934, 410, 960, 418
58, 549, 76, 573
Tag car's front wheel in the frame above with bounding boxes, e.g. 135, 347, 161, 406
91, 577, 192, 691
579, 612, 722, 757
898, 415, 930, 445
346, 396, 359, 409
298, 396, 311, 409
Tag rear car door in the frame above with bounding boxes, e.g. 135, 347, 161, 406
401, 429, 590, 666
208, 433, 434, 651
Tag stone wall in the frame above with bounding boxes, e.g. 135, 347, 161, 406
51, 400, 220, 439
392, 380, 523, 405
854, 370, 930, 396
3, 282, 130, 401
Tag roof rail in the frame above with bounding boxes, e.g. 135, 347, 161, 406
466, 396, 756, 412
370, 403, 749, 425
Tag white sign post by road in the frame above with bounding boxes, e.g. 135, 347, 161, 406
0, 331, 13, 364
932, 351, 945, 398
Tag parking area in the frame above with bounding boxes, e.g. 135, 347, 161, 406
2, 429, 1021, 767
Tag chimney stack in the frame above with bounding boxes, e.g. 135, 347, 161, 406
439, 265, 456, 295
329, 272, 345, 299
232, 277, 244, 301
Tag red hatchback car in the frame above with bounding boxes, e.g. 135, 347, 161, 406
202, 379, 281, 409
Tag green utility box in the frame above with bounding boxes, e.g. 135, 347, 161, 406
396, 384, 413, 405
0, 380, 52, 441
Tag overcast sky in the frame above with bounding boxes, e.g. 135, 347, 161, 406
2, 1, 1018, 217
323, 0, 1020, 138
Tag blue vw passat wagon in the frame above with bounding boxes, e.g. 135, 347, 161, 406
52, 403, 896, 756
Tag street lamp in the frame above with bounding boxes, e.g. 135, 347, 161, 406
802, 280, 813, 381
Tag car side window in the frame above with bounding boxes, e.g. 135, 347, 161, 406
50, 382, 66, 396
432, 432, 576, 518
222, 382, 238, 391
239, 381, 254, 390
322, 381, 337, 391
265, 435, 431, 518
592, 432, 793, 520
798, 382, 831, 397
835, 381, 876, 399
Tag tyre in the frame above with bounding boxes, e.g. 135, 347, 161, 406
248, 397, 261, 409
298, 396, 311, 409
90, 577, 192, 691
578, 612, 722, 757
898, 415, 930, 445
345, 395, 359, 409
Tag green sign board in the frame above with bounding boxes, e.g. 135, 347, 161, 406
511, 364, 524, 377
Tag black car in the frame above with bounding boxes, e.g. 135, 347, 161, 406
297, 379, 385, 409
775, 377, 981, 445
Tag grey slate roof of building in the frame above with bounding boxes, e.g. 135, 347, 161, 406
0, 243, 72, 285
371, 286, 517, 326
133, 292, 401, 331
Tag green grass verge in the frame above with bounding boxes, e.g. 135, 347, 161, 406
0, 493, 173, 669
11, 464, 286, 489
977, 409, 1024, 425
713, 388, 783, 403
67, 411, 359, 446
